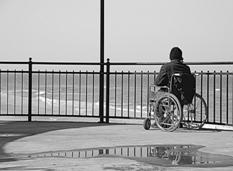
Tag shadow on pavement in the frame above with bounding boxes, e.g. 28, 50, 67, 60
0, 120, 127, 162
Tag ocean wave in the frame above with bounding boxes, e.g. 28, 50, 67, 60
35, 91, 45, 95
108, 104, 147, 113
38, 96, 99, 107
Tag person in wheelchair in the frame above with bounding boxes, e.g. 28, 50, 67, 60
154, 47, 195, 105
144, 47, 206, 131
153, 47, 196, 129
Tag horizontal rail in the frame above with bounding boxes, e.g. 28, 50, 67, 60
1, 70, 233, 75
1, 61, 233, 66
32, 62, 100, 65
105, 61, 233, 66
0, 61, 29, 64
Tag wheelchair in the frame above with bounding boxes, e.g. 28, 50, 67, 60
143, 73, 207, 132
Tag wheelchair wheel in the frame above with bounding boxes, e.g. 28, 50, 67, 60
143, 117, 151, 130
154, 93, 182, 132
183, 93, 207, 129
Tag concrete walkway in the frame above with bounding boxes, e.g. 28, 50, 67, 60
0, 117, 233, 170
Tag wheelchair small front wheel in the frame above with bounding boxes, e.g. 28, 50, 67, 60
143, 117, 151, 130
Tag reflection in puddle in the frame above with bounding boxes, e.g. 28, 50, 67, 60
27, 145, 233, 167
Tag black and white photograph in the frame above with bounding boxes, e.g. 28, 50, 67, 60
0, 0, 233, 170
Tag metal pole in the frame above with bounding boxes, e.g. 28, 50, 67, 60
99, 0, 105, 123
28, 57, 32, 121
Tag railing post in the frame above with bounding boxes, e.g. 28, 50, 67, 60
99, 0, 105, 123
99, 63, 104, 123
106, 58, 110, 123
28, 57, 32, 122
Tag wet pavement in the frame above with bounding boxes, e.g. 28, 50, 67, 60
0, 118, 233, 170
23, 144, 233, 167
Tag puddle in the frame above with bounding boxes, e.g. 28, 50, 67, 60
25, 145, 233, 168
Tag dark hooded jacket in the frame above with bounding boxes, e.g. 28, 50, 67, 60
155, 59, 191, 87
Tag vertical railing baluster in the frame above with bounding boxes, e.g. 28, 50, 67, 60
140, 147, 142, 157
0, 70, 1, 114
213, 71, 216, 123
226, 71, 229, 124
14, 70, 16, 115
153, 71, 156, 81
194, 71, 197, 120
72, 70, 75, 115
201, 71, 203, 121
207, 71, 209, 122
127, 71, 130, 118
85, 71, 88, 116
52, 70, 54, 115
121, 71, 123, 117
79, 71, 81, 115
114, 71, 117, 117
154, 71, 156, 92
92, 71, 95, 116
140, 71, 143, 118
7, 70, 8, 114
45, 70, 47, 115
232, 73, 233, 124
38, 71, 40, 114
21, 70, 24, 115
134, 71, 136, 118
220, 71, 222, 124
147, 71, 149, 117
65, 71, 68, 115
58, 70, 61, 115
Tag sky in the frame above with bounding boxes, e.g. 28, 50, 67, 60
0, 0, 233, 63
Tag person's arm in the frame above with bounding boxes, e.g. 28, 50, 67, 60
187, 65, 191, 74
155, 65, 169, 86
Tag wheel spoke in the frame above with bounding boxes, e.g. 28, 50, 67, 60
183, 93, 207, 129
154, 93, 182, 131
160, 115, 171, 124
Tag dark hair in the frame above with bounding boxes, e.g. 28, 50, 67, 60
170, 47, 183, 60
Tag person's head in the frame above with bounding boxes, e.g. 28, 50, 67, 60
169, 47, 183, 61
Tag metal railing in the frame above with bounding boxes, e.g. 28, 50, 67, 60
0, 59, 102, 121
105, 59, 233, 126
0, 58, 233, 126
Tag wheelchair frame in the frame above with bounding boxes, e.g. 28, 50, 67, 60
143, 73, 208, 132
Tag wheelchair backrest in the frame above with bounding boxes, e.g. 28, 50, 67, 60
170, 73, 196, 105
